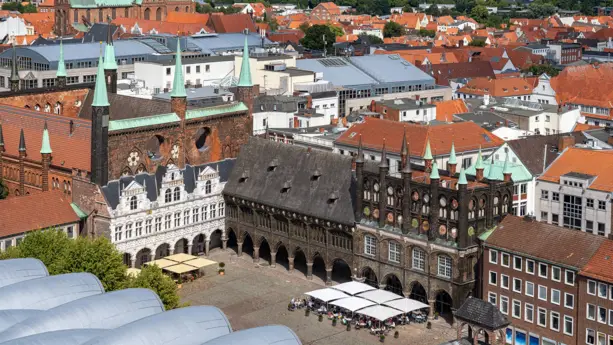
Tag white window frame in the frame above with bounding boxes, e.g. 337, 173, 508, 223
565, 270, 575, 286
513, 256, 522, 271
598, 282, 608, 299
586, 329, 595, 345
537, 307, 547, 327
609, 310, 613, 327
538, 262, 548, 278
526, 281, 535, 297
564, 293, 574, 309
587, 303, 596, 320
563, 315, 573, 336
551, 266, 561, 282
512, 299, 521, 319
489, 249, 498, 264
513, 278, 522, 293
388, 242, 401, 263
364, 235, 376, 256
538, 285, 547, 301
598, 306, 607, 324
551, 289, 561, 305
412, 248, 425, 271
501, 252, 510, 267
526, 259, 535, 275
437, 255, 452, 279
588, 280, 597, 295
500, 296, 509, 315
501, 274, 510, 289
550, 311, 560, 332
488, 291, 497, 305
489, 271, 498, 286
524, 303, 534, 323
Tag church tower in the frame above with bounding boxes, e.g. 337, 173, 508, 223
9, 45, 20, 92
56, 40, 67, 88
91, 48, 110, 186
236, 36, 255, 119
103, 23, 118, 94
170, 37, 187, 168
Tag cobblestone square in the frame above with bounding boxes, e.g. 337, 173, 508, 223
179, 249, 458, 345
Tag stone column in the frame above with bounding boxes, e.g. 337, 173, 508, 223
288, 257, 295, 271
237, 242, 243, 256
473, 331, 479, 345
306, 262, 313, 280
130, 257, 136, 268
168, 248, 174, 256
325, 269, 332, 285
253, 246, 260, 263
187, 244, 193, 255
270, 252, 277, 268
428, 299, 435, 320
205, 240, 210, 256
403, 289, 411, 298
222, 239, 227, 250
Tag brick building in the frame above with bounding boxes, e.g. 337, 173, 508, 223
310, 2, 341, 21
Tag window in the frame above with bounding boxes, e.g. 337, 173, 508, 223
364, 235, 376, 256
501, 252, 510, 267
599, 306, 607, 324
587, 221, 594, 233
541, 211, 548, 220
205, 180, 212, 194
525, 303, 534, 323
412, 248, 425, 270
129, 196, 137, 210
564, 293, 574, 309
598, 223, 605, 236
552, 213, 559, 223
501, 274, 509, 289
135, 221, 142, 236
513, 278, 522, 293
563, 195, 583, 229
155, 217, 162, 232
609, 310, 613, 326
183, 210, 190, 225
219, 203, 224, 217
538, 285, 547, 301
538, 307, 547, 327
551, 289, 560, 305
539, 263, 548, 278
193, 207, 199, 223
490, 249, 498, 264
205, 64, 210, 72
587, 303, 596, 320
565, 270, 574, 285
173, 187, 180, 201
587, 198, 594, 208
438, 255, 452, 279
164, 214, 171, 229
202, 205, 208, 220
165, 189, 172, 203
552, 192, 559, 201
563, 315, 573, 336
462, 157, 472, 169
490, 271, 498, 285
599, 283, 608, 298
114, 225, 122, 241
550, 311, 560, 331
514, 256, 522, 271
196, 65, 201, 73
210, 204, 216, 218
599, 200, 606, 210
388, 242, 400, 263
552, 266, 561, 281
500, 296, 509, 315
512, 300, 521, 318
166, 67, 171, 75
488, 292, 497, 305
586, 329, 595, 345
145, 219, 152, 234
186, 66, 190, 74
526, 281, 534, 297
541, 190, 549, 199
588, 280, 597, 295
526, 259, 535, 274
174, 212, 181, 227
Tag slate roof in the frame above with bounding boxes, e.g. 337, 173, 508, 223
253, 95, 305, 113
454, 297, 510, 330
82, 23, 119, 43
506, 132, 586, 175
101, 159, 235, 210
428, 61, 495, 86
223, 137, 356, 225
484, 215, 606, 269
79, 93, 175, 120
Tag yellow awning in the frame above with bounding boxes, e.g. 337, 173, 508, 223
184, 257, 217, 269
165, 253, 196, 263
127, 268, 141, 277
145, 258, 176, 269
164, 263, 198, 274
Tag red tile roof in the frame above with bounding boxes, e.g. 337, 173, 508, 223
459, 77, 534, 97
0, 191, 80, 238
21, 13, 55, 36
0, 104, 91, 171
434, 99, 468, 122
335, 116, 503, 157
207, 13, 257, 33
550, 63, 613, 112
166, 11, 210, 24
538, 147, 613, 192
580, 240, 613, 283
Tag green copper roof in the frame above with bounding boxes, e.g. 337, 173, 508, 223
71, 23, 89, 32
237, 36, 252, 87
69, 0, 133, 8
92, 53, 109, 107
502, 153, 512, 175
56, 40, 67, 78
109, 113, 180, 132
185, 102, 248, 120
457, 168, 468, 185
448, 142, 457, 165
478, 226, 497, 241
486, 156, 498, 180
475, 147, 484, 170
423, 139, 432, 160
103, 43, 118, 70
71, 202, 88, 219
465, 155, 532, 182
40, 122, 52, 154
430, 161, 440, 179
170, 37, 186, 98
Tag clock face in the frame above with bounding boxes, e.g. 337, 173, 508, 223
387, 186, 394, 196
373, 183, 380, 192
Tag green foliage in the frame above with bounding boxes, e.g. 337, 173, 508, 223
298, 22, 310, 33
418, 29, 436, 38
354, 0, 389, 16
14, 229, 72, 274
425, 4, 441, 16
300, 24, 336, 52
195, 2, 241, 14
470, 4, 489, 21
127, 265, 180, 310
528, 2, 557, 18
523, 64, 560, 77
328, 25, 345, 37
1, 1, 37, 13
358, 34, 384, 44
383, 21, 406, 38
455, 0, 476, 14
469, 39, 487, 46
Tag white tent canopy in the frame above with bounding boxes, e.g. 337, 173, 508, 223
383, 298, 429, 313
356, 305, 404, 321
329, 297, 376, 312
305, 288, 349, 302
330, 281, 376, 296
357, 289, 403, 304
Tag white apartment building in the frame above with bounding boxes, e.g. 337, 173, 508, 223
234, 54, 314, 96
101, 160, 234, 268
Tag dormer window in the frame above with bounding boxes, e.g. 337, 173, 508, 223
165, 189, 172, 203
281, 181, 291, 193
129, 196, 138, 210
205, 180, 212, 194
239, 171, 249, 183
311, 169, 321, 181
268, 159, 279, 172
328, 191, 339, 204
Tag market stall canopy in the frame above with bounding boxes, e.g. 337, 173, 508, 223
164, 264, 198, 274
305, 288, 349, 302
184, 257, 216, 269
330, 282, 376, 296
382, 298, 429, 313
164, 253, 194, 263
329, 297, 376, 312
144, 258, 176, 269
357, 290, 403, 304
356, 305, 404, 321
126, 268, 141, 277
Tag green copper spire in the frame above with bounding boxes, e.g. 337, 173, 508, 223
92, 49, 110, 107
423, 139, 433, 160
103, 24, 118, 70
56, 40, 67, 78
40, 121, 52, 154
448, 142, 457, 165
430, 160, 440, 179
487, 155, 498, 180
458, 168, 468, 185
170, 37, 186, 98
503, 152, 512, 175
237, 36, 252, 87
475, 146, 485, 170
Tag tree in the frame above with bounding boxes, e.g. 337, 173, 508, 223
328, 24, 344, 37
523, 64, 560, 77
22, 3, 36, 13
383, 21, 406, 38
528, 2, 556, 18
12, 229, 72, 274
425, 4, 441, 16
127, 265, 181, 310
470, 5, 489, 22
299, 24, 336, 52
455, 0, 476, 13
417, 29, 436, 38
298, 22, 310, 33
358, 34, 384, 44
1, 1, 37, 13
469, 39, 487, 46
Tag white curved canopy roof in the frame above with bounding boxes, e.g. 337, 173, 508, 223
330, 281, 376, 296
356, 305, 404, 322
0, 259, 48, 288
328, 297, 376, 312
305, 288, 349, 302
0, 329, 107, 345
201, 325, 301, 345
356, 289, 403, 304
382, 298, 429, 313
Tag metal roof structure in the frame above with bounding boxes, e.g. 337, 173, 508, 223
188, 33, 274, 53
0, 258, 302, 345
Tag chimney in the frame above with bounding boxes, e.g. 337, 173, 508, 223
607, 135, 613, 146
558, 135, 575, 152
306, 95, 313, 109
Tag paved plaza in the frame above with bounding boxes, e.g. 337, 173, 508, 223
178, 249, 458, 345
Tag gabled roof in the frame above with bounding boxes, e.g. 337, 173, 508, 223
550, 63, 613, 113
434, 99, 468, 122
506, 132, 586, 175
207, 13, 257, 33
538, 147, 613, 192
166, 11, 210, 25
455, 297, 510, 330
427, 61, 495, 86
580, 240, 613, 283
223, 137, 356, 225
459, 77, 533, 97
484, 215, 605, 269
